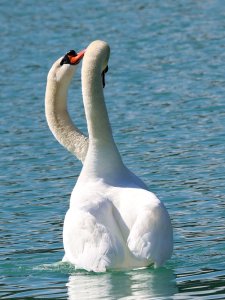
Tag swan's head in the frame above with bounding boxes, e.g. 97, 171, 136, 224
82, 40, 110, 88
47, 49, 85, 85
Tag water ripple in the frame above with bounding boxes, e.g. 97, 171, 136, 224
1, 0, 225, 299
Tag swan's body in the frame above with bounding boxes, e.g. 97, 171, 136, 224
46, 41, 173, 272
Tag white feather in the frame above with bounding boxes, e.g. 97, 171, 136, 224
46, 40, 173, 272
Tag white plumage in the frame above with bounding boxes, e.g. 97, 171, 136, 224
46, 40, 173, 272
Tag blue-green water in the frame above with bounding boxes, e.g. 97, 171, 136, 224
1, 0, 225, 299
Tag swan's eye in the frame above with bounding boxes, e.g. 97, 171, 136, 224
60, 50, 78, 66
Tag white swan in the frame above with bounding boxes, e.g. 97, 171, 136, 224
45, 49, 88, 162
60, 40, 173, 272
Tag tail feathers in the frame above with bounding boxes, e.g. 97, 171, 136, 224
127, 203, 173, 267
63, 209, 124, 272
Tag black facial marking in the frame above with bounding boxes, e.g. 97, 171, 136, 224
60, 50, 77, 66
67, 50, 77, 56
101, 65, 109, 88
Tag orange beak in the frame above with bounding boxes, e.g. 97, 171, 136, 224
68, 49, 86, 65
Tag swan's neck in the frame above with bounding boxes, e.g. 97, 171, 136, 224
82, 64, 112, 142
81, 55, 124, 178
45, 76, 88, 162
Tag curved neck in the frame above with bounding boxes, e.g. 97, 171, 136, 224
45, 77, 88, 162
81, 47, 124, 178
82, 63, 113, 143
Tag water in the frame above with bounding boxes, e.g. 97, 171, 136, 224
1, 0, 225, 299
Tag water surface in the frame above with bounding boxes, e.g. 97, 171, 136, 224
1, 0, 225, 299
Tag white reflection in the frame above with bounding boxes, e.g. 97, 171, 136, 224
67, 268, 177, 300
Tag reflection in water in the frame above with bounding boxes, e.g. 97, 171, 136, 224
67, 268, 177, 300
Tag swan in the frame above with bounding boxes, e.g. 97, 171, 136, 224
45, 49, 88, 162
63, 40, 173, 271
46, 40, 173, 272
